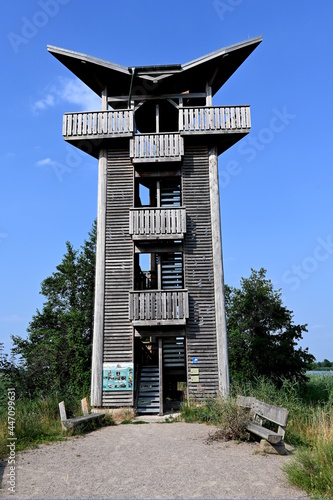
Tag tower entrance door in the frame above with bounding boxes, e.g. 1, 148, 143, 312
135, 336, 186, 415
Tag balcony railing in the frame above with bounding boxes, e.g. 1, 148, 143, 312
129, 207, 186, 240
129, 290, 189, 326
62, 110, 134, 138
130, 134, 184, 162
179, 105, 251, 133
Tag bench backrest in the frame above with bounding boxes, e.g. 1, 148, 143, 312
237, 396, 289, 427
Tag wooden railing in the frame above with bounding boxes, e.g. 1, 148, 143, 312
62, 110, 134, 137
179, 105, 251, 133
129, 207, 186, 239
129, 290, 189, 325
130, 134, 184, 162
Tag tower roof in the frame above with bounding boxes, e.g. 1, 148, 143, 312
47, 36, 262, 101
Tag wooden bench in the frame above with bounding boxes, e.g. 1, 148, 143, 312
59, 398, 105, 432
237, 396, 289, 452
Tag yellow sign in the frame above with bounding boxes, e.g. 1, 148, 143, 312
191, 375, 199, 382
191, 368, 199, 375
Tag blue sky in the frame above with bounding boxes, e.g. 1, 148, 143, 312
1, 0, 332, 362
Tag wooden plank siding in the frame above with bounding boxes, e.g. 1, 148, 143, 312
182, 146, 219, 399
102, 149, 134, 407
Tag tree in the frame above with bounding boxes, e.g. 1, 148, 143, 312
11, 221, 96, 397
225, 268, 314, 385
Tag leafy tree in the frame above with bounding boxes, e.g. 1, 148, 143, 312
225, 268, 314, 385
10, 222, 96, 397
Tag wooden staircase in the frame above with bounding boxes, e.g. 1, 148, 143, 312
137, 366, 160, 414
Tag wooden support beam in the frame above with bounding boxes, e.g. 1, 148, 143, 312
209, 146, 229, 397
101, 87, 108, 111
159, 338, 163, 416
206, 83, 213, 107
90, 149, 107, 407
156, 104, 160, 134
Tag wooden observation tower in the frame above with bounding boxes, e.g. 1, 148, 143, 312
48, 37, 262, 414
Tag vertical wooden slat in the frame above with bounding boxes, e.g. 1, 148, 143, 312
184, 109, 189, 131
231, 107, 236, 128
195, 108, 199, 131
87, 113, 92, 134
189, 108, 194, 131
129, 210, 133, 235
92, 113, 97, 134
145, 293, 150, 320
67, 114, 73, 136
151, 292, 156, 320
200, 108, 204, 130
77, 114, 82, 135
171, 209, 176, 233
129, 292, 133, 319
151, 209, 155, 234
225, 108, 230, 129
156, 208, 161, 234
179, 292, 184, 319
62, 115, 67, 136
156, 291, 161, 319
236, 107, 241, 128
179, 108, 183, 131
72, 114, 77, 135
167, 292, 172, 319
162, 292, 167, 319
140, 293, 145, 320
173, 292, 178, 319
182, 208, 186, 233
145, 209, 149, 234
134, 293, 139, 320
217, 108, 221, 130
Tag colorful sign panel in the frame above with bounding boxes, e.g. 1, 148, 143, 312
102, 363, 133, 391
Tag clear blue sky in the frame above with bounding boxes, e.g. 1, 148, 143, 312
1, 0, 332, 362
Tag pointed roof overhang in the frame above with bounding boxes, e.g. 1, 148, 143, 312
47, 36, 262, 102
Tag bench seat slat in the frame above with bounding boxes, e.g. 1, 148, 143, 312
246, 422, 282, 444
61, 413, 105, 429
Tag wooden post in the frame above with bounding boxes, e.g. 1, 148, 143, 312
101, 87, 108, 111
156, 104, 160, 133
158, 338, 163, 415
206, 83, 212, 107
90, 148, 107, 407
209, 146, 229, 397
156, 180, 161, 208
157, 254, 162, 290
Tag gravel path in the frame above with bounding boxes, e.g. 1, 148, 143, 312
0, 422, 307, 499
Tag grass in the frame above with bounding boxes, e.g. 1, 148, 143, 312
0, 391, 114, 460
1, 376, 332, 497
180, 375, 333, 498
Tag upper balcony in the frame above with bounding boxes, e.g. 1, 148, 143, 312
62, 105, 250, 157
130, 134, 184, 163
129, 207, 186, 240
179, 105, 251, 135
129, 289, 189, 326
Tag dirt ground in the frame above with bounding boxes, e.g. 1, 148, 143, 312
0, 422, 307, 499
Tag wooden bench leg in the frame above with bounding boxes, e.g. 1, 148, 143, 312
260, 439, 288, 455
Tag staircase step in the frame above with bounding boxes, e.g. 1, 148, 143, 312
137, 366, 160, 415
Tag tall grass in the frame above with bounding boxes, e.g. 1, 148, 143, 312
0, 391, 81, 460
181, 374, 333, 498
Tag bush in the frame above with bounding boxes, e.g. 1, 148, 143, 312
181, 396, 249, 441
